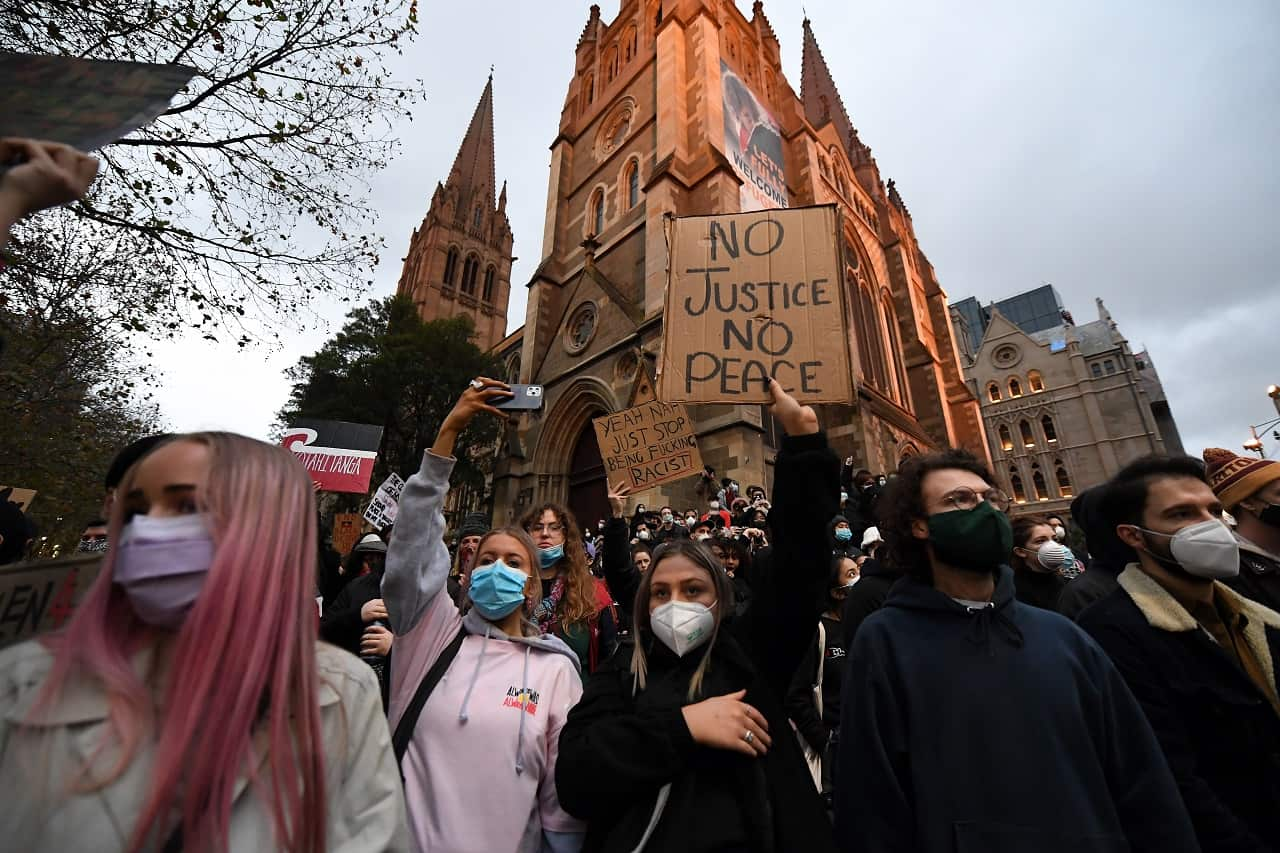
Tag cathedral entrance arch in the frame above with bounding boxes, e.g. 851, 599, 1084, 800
533, 377, 617, 531
568, 425, 608, 532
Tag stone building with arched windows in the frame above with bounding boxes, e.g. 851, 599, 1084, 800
395, 74, 514, 351
401, 0, 990, 530
951, 291, 1184, 518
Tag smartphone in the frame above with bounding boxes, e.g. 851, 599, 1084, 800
495, 384, 544, 410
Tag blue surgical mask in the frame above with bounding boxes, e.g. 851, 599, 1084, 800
538, 543, 564, 569
468, 560, 529, 620
834, 527, 853, 542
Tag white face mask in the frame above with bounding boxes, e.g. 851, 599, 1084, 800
1135, 519, 1240, 580
649, 599, 717, 657
637, 530, 651, 541
1035, 540, 1070, 570
1052, 525, 1066, 540
709, 501, 720, 510
686, 516, 697, 526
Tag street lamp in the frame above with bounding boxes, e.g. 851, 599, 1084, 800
1244, 427, 1265, 457
1246, 386, 1280, 457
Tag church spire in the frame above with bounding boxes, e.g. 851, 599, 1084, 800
446, 72, 498, 212
801, 18, 859, 167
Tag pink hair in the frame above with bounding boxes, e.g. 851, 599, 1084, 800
34, 432, 326, 852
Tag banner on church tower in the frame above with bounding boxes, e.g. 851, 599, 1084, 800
721, 61, 787, 212
657, 205, 854, 405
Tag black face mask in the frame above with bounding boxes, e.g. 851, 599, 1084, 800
1252, 502, 1280, 530
926, 502, 1013, 575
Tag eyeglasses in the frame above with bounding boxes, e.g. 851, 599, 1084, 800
940, 487, 1011, 513
527, 523, 565, 534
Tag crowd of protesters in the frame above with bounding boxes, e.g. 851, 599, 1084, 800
3, 137, 1280, 851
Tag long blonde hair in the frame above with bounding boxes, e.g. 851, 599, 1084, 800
629, 539, 736, 701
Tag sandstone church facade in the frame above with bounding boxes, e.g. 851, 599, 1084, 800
398, 0, 988, 530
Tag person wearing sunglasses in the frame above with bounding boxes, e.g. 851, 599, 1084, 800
835, 449, 1196, 853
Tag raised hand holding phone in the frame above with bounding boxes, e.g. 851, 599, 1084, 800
432, 378, 513, 458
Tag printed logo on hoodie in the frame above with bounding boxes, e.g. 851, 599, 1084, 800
503, 685, 540, 715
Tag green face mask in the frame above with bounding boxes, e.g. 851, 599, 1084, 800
926, 501, 1014, 574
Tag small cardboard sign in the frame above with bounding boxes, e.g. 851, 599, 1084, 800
593, 401, 704, 490
363, 473, 404, 531
658, 205, 853, 404
0, 554, 103, 650
0, 487, 36, 512
331, 513, 363, 556
282, 419, 383, 494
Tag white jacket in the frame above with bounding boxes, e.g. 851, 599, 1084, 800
0, 639, 409, 851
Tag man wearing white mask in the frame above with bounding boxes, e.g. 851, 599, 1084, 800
1079, 455, 1280, 852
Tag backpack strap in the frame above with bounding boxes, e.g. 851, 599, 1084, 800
393, 626, 466, 768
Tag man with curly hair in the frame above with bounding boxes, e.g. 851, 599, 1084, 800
834, 448, 1195, 853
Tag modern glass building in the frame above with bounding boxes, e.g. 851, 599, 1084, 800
951, 285, 1066, 353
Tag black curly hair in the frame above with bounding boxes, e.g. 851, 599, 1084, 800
876, 448, 997, 581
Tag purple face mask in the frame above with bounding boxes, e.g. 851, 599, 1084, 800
114, 514, 215, 629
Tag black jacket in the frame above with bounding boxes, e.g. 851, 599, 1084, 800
1225, 535, 1280, 616
1058, 567, 1120, 621
1079, 567, 1280, 852
1059, 483, 1131, 621
319, 570, 389, 707
319, 571, 382, 653
602, 516, 639, 628
556, 432, 839, 853
840, 557, 898, 653
837, 566, 1196, 853
1012, 566, 1068, 612
786, 613, 845, 754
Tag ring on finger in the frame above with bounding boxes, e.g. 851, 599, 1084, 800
743, 730, 754, 745
470, 378, 484, 391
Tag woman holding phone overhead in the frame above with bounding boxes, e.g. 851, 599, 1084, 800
382, 378, 585, 853
555, 380, 840, 853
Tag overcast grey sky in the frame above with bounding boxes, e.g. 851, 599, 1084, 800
152, 0, 1280, 459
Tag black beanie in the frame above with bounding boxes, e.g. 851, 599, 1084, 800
458, 512, 489, 538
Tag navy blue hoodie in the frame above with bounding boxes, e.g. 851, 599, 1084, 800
835, 566, 1197, 853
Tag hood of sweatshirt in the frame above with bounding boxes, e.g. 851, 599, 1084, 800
883, 565, 1025, 654
455, 609, 581, 776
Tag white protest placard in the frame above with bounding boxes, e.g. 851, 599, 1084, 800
363, 472, 404, 531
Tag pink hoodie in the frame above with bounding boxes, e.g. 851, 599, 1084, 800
383, 450, 585, 853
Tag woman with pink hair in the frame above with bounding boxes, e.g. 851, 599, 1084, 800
0, 433, 408, 851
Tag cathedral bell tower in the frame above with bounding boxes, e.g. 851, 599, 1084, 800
396, 74, 514, 351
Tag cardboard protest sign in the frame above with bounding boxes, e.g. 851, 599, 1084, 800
363, 473, 404, 531
657, 205, 853, 405
593, 402, 704, 490
281, 420, 383, 493
0, 53, 196, 151
331, 513, 363, 556
0, 554, 103, 650
0, 486, 36, 512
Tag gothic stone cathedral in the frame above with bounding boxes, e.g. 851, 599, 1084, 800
396, 0, 989, 530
